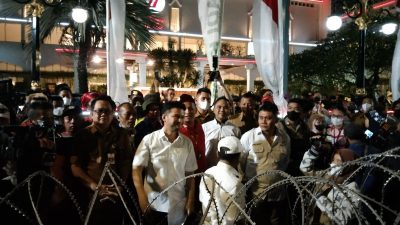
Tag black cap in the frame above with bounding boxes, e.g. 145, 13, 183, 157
62, 105, 82, 117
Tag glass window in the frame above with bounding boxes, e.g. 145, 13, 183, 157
170, 7, 180, 32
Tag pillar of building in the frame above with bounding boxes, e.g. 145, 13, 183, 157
134, 57, 147, 87
245, 64, 256, 92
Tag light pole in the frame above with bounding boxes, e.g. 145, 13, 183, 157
13, 0, 62, 89
326, 0, 398, 95
13, 0, 87, 90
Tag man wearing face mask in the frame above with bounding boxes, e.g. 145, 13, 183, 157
327, 106, 348, 149
195, 88, 214, 124
277, 98, 310, 177
352, 96, 374, 128
57, 85, 81, 107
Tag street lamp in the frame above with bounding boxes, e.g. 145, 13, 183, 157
13, 0, 88, 89
72, 6, 88, 23
326, 0, 398, 95
13, 0, 64, 89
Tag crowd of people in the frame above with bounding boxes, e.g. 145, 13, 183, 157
0, 82, 400, 225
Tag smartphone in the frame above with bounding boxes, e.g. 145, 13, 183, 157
365, 129, 373, 139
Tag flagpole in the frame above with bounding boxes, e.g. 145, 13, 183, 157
106, 0, 110, 95
282, 0, 289, 97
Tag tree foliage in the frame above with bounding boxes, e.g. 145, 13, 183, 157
288, 15, 396, 96
148, 48, 198, 88
1, 0, 160, 93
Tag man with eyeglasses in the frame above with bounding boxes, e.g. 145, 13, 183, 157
70, 95, 133, 225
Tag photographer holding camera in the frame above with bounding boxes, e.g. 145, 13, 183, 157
308, 114, 332, 170
18, 100, 56, 181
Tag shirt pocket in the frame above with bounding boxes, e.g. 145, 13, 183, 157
171, 148, 187, 171
251, 144, 264, 162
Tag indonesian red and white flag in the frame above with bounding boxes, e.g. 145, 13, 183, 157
106, 0, 129, 104
253, 0, 287, 114
391, 0, 400, 101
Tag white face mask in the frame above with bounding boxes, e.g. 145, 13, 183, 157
198, 100, 210, 111
53, 107, 64, 116
35, 119, 45, 127
63, 97, 72, 105
362, 103, 372, 112
329, 163, 341, 176
331, 117, 344, 126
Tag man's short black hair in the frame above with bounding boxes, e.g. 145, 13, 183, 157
344, 123, 365, 141
161, 101, 185, 115
118, 102, 135, 112
213, 96, 229, 106
30, 101, 52, 110
241, 92, 255, 100
288, 98, 303, 109
331, 104, 347, 115
56, 83, 72, 94
167, 88, 175, 92
90, 95, 116, 111
258, 101, 279, 116
50, 95, 63, 102
197, 87, 211, 95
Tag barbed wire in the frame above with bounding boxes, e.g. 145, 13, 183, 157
1, 147, 400, 224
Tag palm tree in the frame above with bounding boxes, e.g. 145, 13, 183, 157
148, 47, 198, 88
1, 0, 159, 93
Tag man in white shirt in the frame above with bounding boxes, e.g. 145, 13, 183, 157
203, 97, 241, 168
132, 101, 198, 225
240, 102, 291, 225
199, 136, 245, 225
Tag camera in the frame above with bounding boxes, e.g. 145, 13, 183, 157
365, 129, 373, 139
310, 135, 326, 149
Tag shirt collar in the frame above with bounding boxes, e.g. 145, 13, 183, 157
88, 124, 114, 135
160, 128, 182, 143
214, 118, 229, 125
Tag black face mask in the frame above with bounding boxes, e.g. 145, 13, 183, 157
315, 124, 325, 131
395, 110, 400, 119
287, 111, 300, 121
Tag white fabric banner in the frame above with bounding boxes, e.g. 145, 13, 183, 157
391, 1, 400, 101
198, 0, 224, 70
253, 0, 287, 115
198, 0, 224, 102
391, 27, 400, 101
107, 0, 129, 104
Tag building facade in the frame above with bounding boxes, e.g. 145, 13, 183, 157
2, 0, 389, 94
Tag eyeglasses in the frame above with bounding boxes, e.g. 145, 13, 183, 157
93, 108, 112, 115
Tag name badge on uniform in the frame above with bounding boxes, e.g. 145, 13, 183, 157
107, 153, 115, 164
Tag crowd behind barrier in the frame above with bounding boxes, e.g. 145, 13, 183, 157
0, 82, 400, 225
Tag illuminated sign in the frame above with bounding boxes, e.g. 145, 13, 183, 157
148, 0, 166, 13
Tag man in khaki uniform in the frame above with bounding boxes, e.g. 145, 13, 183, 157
240, 102, 291, 225
229, 92, 258, 135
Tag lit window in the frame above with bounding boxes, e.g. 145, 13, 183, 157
170, 7, 180, 32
